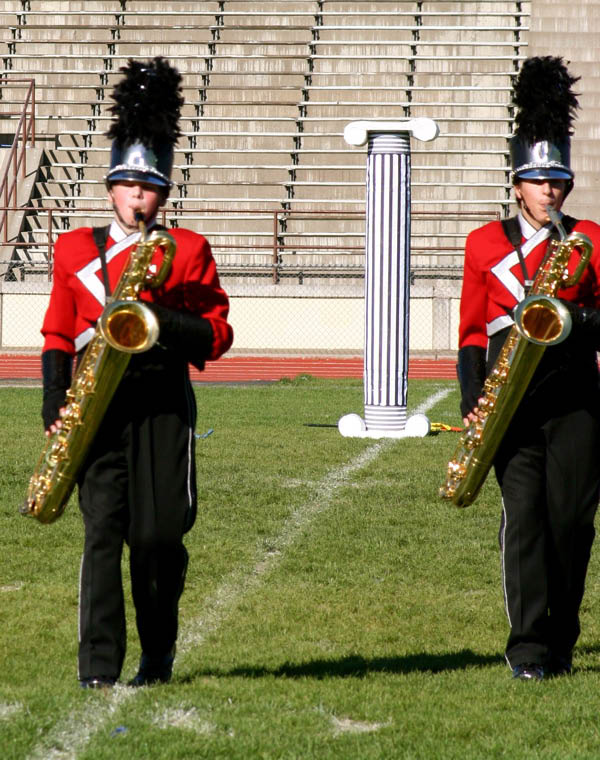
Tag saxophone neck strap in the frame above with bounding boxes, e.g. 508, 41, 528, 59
501, 216, 532, 292
557, 215, 578, 236
92, 225, 112, 299
501, 214, 579, 296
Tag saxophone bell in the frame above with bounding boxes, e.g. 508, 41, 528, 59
99, 301, 160, 353
514, 228, 595, 347
513, 295, 573, 346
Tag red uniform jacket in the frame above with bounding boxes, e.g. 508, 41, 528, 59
42, 220, 233, 361
459, 216, 600, 350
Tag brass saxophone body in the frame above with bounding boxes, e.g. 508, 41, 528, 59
21, 218, 176, 524
440, 225, 593, 508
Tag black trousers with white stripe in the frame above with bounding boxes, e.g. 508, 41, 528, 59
493, 345, 600, 669
76, 349, 197, 681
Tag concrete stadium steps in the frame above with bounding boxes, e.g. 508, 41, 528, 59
41, 162, 303, 187
186, 184, 291, 203
322, 29, 523, 43
311, 40, 525, 56
303, 99, 509, 119
526, 1, 600, 222
2, 53, 211, 73
3, 0, 219, 19
197, 103, 301, 119
184, 151, 299, 167
5, 26, 215, 43
1, 0, 532, 275
194, 118, 301, 134
204, 72, 307, 88
116, 0, 219, 10
207, 58, 310, 77
198, 87, 306, 105
306, 70, 516, 89
214, 33, 313, 47
2, 242, 49, 280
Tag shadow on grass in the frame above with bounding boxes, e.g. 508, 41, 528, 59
182, 650, 505, 681
570, 643, 600, 671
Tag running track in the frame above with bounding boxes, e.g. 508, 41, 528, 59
0, 353, 456, 383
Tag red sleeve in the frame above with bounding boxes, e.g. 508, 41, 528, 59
458, 227, 489, 350
182, 235, 233, 361
147, 229, 233, 361
41, 234, 77, 354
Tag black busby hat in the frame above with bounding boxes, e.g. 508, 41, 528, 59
105, 57, 183, 189
509, 56, 580, 183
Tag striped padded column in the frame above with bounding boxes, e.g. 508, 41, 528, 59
338, 119, 438, 439
363, 132, 411, 431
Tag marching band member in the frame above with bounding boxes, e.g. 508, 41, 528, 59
457, 57, 600, 681
40, 58, 233, 688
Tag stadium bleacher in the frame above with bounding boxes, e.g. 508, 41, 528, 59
0, 0, 530, 284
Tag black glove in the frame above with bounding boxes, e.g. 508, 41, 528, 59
41, 349, 72, 430
146, 302, 214, 370
560, 300, 600, 350
457, 345, 486, 419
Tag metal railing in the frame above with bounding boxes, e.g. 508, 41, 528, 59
0, 77, 35, 235
0, 78, 36, 244
0, 205, 500, 283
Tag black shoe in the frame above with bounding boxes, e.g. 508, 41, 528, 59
128, 648, 175, 687
80, 676, 116, 689
547, 655, 573, 677
512, 662, 545, 682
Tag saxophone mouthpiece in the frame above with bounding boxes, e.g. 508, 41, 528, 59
546, 205, 567, 240
134, 210, 147, 238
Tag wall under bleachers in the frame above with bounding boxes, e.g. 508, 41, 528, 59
4, 0, 590, 356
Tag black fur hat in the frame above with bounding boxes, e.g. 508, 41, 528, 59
509, 56, 580, 183
105, 57, 183, 188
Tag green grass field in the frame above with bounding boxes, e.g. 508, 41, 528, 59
2, 378, 600, 759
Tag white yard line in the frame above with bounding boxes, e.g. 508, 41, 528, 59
180, 386, 452, 650
25, 387, 452, 760
26, 687, 133, 760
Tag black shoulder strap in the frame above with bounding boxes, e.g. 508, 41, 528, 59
500, 215, 522, 248
501, 216, 531, 291
560, 215, 578, 236
92, 225, 112, 299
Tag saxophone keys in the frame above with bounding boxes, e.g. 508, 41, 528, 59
478, 396, 496, 415
460, 425, 482, 449
71, 374, 95, 395
448, 461, 467, 478
61, 402, 83, 429
23, 473, 52, 515
490, 365, 509, 383
46, 435, 70, 466
439, 481, 457, 499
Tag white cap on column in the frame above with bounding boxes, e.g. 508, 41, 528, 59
344, 118, 439, 147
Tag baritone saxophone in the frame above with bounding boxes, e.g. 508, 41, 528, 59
440, 216, 593, 508
20, 215, 176, 524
